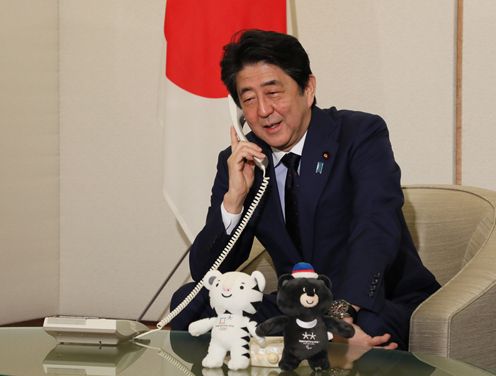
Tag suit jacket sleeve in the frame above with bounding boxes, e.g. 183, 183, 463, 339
188, 147, 256, 282
336, 114, 404, 313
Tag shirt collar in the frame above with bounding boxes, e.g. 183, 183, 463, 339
271, 131, 308, 167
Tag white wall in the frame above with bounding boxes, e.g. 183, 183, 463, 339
0, 0, 59, 324
58, 0, 189, 320
462, 0, 496, 189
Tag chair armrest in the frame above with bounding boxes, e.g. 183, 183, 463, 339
238, 238, 278, 293
409, 232, 496, 370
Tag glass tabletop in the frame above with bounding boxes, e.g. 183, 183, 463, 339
0, 327, 493, 376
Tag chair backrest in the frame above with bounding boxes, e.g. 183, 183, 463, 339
240, 238, 279, 293
403, 185, 496, 285
242, 185, 496, 289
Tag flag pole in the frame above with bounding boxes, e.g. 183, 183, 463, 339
288, 0, 298, 38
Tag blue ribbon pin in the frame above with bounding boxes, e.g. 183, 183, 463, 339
315, 161, 324, 174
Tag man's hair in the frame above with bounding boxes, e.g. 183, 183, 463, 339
220, 29, 314, 106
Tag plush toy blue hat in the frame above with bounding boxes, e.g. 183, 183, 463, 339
291, 262, 318, 279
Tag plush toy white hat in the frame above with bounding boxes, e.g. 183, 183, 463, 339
291, 262, 318, 279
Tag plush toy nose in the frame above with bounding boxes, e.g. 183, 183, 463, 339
306, 289, 315, 297
223, 287, 231, 293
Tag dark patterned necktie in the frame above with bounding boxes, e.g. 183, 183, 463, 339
281, 152, 302, 252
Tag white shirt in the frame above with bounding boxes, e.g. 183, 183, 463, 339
221, 132, 307, 234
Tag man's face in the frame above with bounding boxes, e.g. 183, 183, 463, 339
235, 62, 316, 151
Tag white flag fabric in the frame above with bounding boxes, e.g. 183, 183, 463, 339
161, 76, 231, 241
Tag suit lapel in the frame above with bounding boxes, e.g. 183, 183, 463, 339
299, 108, 340, 261
249, 107, 341, 262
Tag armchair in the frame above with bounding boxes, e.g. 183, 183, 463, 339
240, 185, 496, 370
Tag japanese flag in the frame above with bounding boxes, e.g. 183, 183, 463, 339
161, 0, 286, 240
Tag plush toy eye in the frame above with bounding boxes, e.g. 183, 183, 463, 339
215, 282, 219, 287
240, 285, 244, 290
303, 287, 306, 293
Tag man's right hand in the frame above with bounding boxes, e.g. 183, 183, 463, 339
223, 127, 266, 214
335, 318, 399, 350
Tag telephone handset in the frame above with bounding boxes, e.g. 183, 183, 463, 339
227, 95, 269, 171
134, 97, 271, 340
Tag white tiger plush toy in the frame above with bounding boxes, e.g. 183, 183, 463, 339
188, 270, 266, 370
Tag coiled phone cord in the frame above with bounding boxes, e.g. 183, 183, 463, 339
134, 171, 270, 340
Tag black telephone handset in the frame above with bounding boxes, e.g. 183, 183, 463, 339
135, 97, 271, 339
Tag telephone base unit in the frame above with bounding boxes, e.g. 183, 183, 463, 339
43, 316, 149, 345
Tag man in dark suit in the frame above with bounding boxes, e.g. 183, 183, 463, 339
170, 29, 439, 350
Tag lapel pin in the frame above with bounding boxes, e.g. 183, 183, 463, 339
322, 151, 330, 160
315, 161, 324, 174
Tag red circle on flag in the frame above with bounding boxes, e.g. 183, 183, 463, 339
164, 0, 287, 98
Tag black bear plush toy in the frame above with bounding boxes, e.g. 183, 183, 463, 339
256, 262, 355, 372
